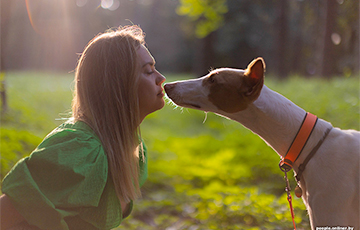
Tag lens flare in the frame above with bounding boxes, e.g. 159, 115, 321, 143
76, 0, 88, 7
101, 0, 113, 9
25, 0, 39, 34
331, 33, 341, 45
101, 0, 120, 11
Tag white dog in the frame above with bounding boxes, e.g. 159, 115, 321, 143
164, 58, 360, 229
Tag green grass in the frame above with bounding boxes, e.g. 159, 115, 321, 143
1, 71, 359, 229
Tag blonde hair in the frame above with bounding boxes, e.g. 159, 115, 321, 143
72, 26, 145, 203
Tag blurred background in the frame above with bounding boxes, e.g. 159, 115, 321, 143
1, 0, 359, 77
1, 0, 359, 229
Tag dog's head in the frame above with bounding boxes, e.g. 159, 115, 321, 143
164, 57, 265, 114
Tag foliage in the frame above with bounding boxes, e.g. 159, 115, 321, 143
0, 128, 42, 179
1, 72, 359, 229
176, 0, 228, 38
0, 72, 73, 179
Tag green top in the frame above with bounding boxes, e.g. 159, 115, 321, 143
1, 120, 148, 230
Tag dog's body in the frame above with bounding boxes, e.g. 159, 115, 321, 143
164, 58, 360, 229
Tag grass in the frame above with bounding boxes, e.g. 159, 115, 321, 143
1, 71, 359, 229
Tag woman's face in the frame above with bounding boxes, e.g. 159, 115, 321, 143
137, 45, 166, 122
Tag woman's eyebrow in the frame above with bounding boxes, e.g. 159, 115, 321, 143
142, 59, 156, 68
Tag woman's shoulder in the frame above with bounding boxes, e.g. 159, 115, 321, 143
41, 118, 101, 146
28, 119, 107, 172
33, 119, 103, 156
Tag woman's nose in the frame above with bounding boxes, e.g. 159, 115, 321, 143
156, 72, 166, 85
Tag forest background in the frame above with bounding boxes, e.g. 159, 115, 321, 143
1, 0, 359, 229
1, 0, 359, 77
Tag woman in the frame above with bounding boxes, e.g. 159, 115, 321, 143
0, 25, 166, 229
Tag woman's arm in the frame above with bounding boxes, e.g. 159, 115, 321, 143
0, 194, 26, 229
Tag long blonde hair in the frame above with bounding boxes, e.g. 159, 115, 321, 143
72, 26, 145, 203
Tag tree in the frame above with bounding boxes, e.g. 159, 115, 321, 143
176, 0, 228, 76
176, 0, 228, 38
0, 0, 13, 113
274, 0, 288, 78
320, 0, 339, 78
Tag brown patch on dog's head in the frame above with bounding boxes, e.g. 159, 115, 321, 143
207, 57, 265, 113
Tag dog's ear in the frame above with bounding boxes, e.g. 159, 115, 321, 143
244, 57, 265, 100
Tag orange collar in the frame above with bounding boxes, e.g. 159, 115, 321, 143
279, 112, 318, 172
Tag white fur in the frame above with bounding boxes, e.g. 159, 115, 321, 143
165, 72, 360, 229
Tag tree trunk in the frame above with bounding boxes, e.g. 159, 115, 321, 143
321, 0, 338, 78
275, 0, 288, 79
194, 31, 216, 77
0, 0, 12, 113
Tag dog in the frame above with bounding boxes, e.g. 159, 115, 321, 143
164, 57, 360, 229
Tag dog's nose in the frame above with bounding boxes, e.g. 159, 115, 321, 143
164, 83, 176, 94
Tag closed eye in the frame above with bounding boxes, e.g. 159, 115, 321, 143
143, 62, 156, 75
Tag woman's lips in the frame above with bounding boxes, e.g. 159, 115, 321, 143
157, 89, 164, 97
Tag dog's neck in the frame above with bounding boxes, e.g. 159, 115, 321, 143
223, 85, 332, 169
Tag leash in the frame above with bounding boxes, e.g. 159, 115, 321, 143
278, 112, 332, 230
283, 171, 297, 230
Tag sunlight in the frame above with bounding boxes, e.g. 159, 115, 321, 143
24, 0, 76, 68
25, 0, 73, 37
